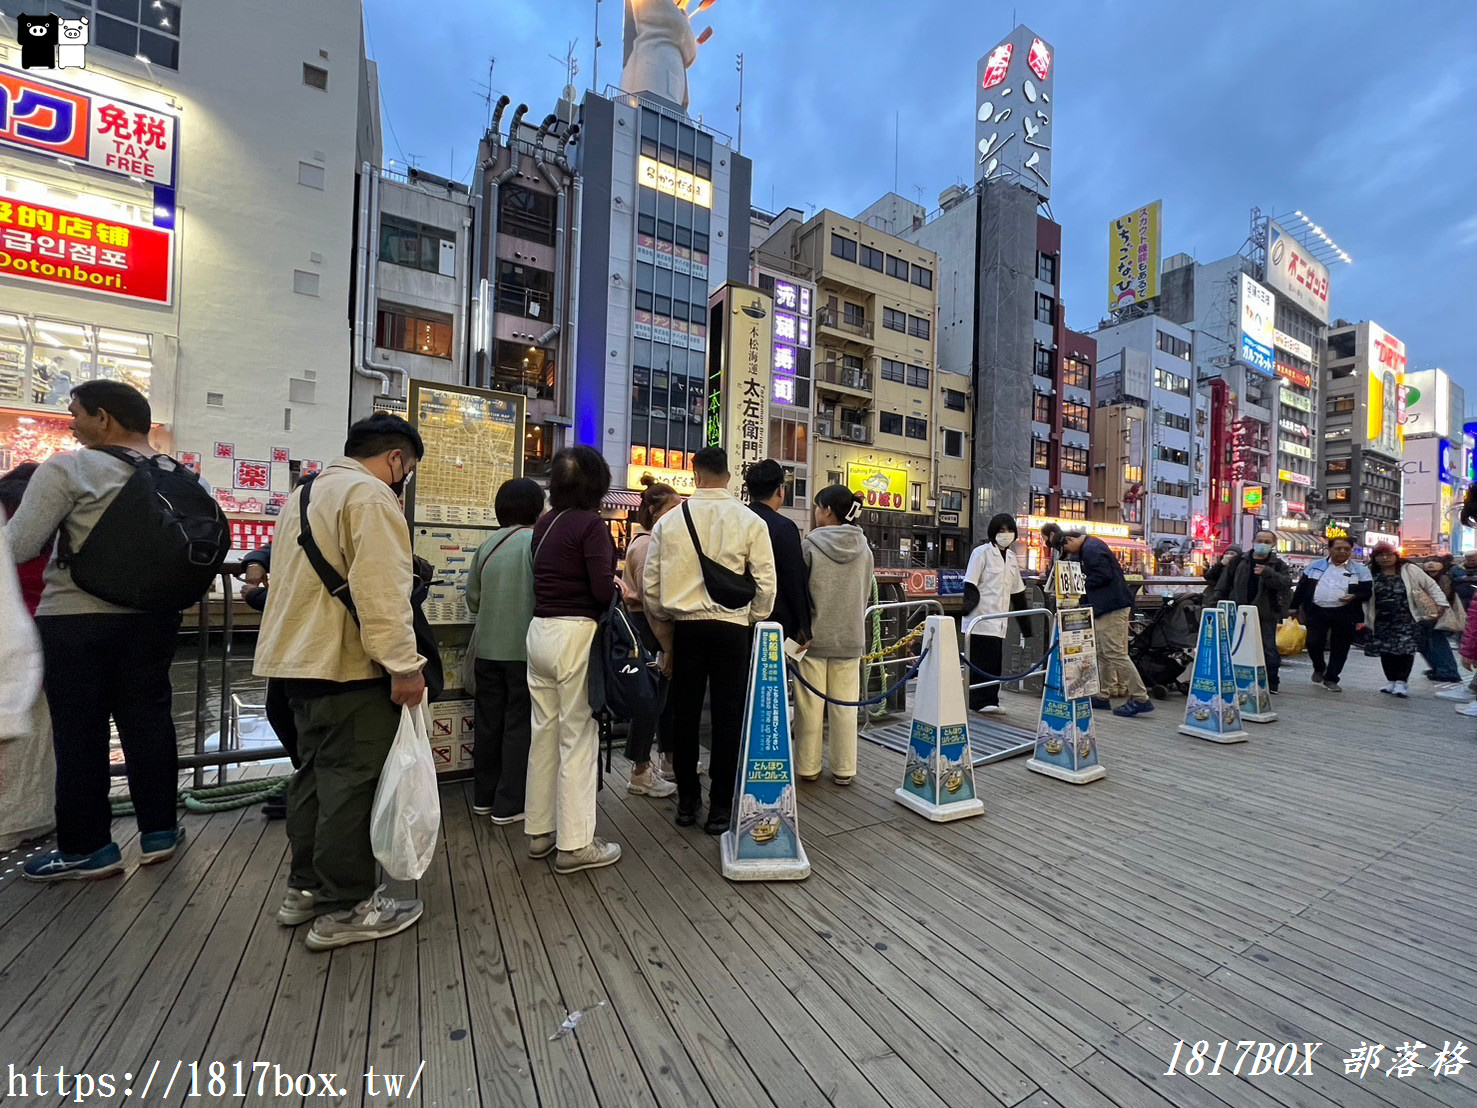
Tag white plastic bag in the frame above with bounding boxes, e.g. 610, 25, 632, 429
370, 701, 442, 881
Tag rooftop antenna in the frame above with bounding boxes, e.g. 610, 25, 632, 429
549, 39, 580, 94
475, 57, 497, 129
735, 53, 745, 154
893, 111, 899, 196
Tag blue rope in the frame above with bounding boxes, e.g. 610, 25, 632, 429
959, 633, 1060, 684
789, 648, 929, 708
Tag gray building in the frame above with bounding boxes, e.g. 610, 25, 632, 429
1321, 320, 1406, 547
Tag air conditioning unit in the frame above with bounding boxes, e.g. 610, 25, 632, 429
843, 369, 862, 389
848, 425, 868, 442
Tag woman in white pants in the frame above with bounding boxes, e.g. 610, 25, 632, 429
525, 447, 622, 874
794, 486, 874, 785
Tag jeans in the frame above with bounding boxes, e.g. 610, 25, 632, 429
1305, 606, 1357, 682
1415, 621, 1461, 682
473, 658, 531, 818
670, 620, 752, 815
36, 612, 181, 856
525, 617, 600, 851
1093, 608, 1148, 702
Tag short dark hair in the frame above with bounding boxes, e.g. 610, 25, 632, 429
548, 445, 611, 511
744, 458, 786, 501
814, 484, 863, 525
635, 476, 680, 530
495, 478, 544, 527
986, 512, 1018, 541
344, 413, 425, 460
692, 446, 729, 478
0, 462, 40, 518
71, 380, 151, 433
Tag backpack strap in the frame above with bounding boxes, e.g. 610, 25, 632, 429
55, 445, 163, 569
471, 525, 525, 582
530, 509, 569, 568
296, 474, 360, 625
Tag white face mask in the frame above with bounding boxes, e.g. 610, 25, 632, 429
995, 532, 1016, 548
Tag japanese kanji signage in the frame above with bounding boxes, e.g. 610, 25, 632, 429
1265, 220, 1330, 325
847, 462, 908, 512
1107, 201, 1162, 311
706, 284, 773, 496
0, 186, 172, 304
0, 65, 177, 186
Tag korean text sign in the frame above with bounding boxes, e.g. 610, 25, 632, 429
0, 189, 172, 304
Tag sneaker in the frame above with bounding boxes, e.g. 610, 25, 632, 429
1392, 681, 1409, 698
1456, 701, 1477, 718
472, 803, 494, 816
139, 827, 185, 865
305, 886, 422, 951
1436, 686, 1475, 702
1311, 670, 1326, 684
1091, 697, 1112, 710
1380, 683, 1396, 695
23, 842, 125, 882
1322, 679, 1342, 692
489, 811, 525, 826
553, 838, 621, 874
1130, 698, 1154, 714
278, 888, 318, 926
528, 833, 557, 859
977, 704, 1004, 715
657, 754, 676, 782
833, 775, 855, 787
628, 765, 677, 798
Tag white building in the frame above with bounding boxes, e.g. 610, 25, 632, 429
0, 1, 378, 529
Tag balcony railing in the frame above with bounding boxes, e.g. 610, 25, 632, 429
496, 283, 553, 322
818, 307, 874, 339
816, 361, 873, 393
492, 368, 555, 400
816, 418, 874, 444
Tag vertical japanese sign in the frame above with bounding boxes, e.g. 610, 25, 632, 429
1364, 322, 1406, 458
976, 25, 1054, 198
1107, 200, 1162, 311
770, 277, 812, 406
707, 285, 773, 493
1237, 273, 1276, 377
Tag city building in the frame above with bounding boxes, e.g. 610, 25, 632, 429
0, 2, 380, 529
1399, 368, 1467, 554
753, 203, 972, 567
1320, 320, 1406, 550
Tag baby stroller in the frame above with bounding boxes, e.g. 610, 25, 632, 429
1129, 593, 1204, 698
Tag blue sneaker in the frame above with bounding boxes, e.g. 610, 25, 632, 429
139, 826, 186, 865
23, 842, 125, 882
1090, 697, 1112, 710
1130, 698, 1155, 714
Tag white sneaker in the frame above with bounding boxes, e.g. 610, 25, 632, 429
1456, 701, 1477, 718
1437, 686, 1475, 702
628, 766, 677, 797
277, 888, 318, 926
304, 886, 422, 951
1380, 683, 1397, 695
1392, 681, 1409, 698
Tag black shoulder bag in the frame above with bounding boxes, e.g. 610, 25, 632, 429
681, 501, 757, 610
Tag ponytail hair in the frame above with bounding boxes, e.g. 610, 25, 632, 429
635, 474, 680, 530
815, 484, 864, 526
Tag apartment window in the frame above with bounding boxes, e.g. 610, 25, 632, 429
1326, 458, 1351, 474
883, 307, 906, 333
1330, 397, 1356, 414
880, 412, 904, 436
1062, 400, 1089, 432
1062, 445, 1089, 476
944, 389, 967, 412
860, 244, 884, 272
1062, 356, 1091, 389
1032, 492, 1049, 515
907, 365, 930, 389
1035, 294, 1055, 325
943, 429, 964, 458
1037, 252, 1057, 284
1153, 368, 1190, 396
500, 184, 556, 247
1155, 445, 1190, 466
830, 233, 857, 262
1034, 345, 1053, 377
905, 417, 928, 440
907, 315, 931, 340
1032, 440, 1051, 469
377, 307, 452, 360
940, 489, 965, 511
1033, 391, 1053, 424
1123, 464, 1143, 483
496, 261, 555, 319
880, 357, 905, 383
1155, 410, 1191, 432
843, 302, 865, 328
1328, 487, 1350, 502
1059, 498, 1088, 522
1154, 479, 1191, 499
1155, 331, 1192, 361
381, 216, 454, 275
887, 255, 909, 280
911, 265, 933, 290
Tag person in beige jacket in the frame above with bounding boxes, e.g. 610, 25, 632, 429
255, 414, 427, 952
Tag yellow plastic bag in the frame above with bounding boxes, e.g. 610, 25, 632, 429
1276, 617, 1306, 657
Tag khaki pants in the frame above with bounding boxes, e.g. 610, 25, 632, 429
1093, 607, 1147, 702
525, 617, 599, 851
793, 653, 860, 779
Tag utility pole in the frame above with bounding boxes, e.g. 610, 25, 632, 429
735, 53, 745, 154
593, 0, 602, 92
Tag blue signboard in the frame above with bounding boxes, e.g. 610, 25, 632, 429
1028, 638, 1103, 783
1179, 608, 1247, 742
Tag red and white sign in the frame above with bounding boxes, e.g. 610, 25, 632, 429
1274, 361, 1312, 389
0, 189, 172, 304
0, 65, 177, 186
1370, 323, 1407, 375
1027, 37, 1052, 80
980, 43, 1013, 89
234, 459, 270, 490
904, 570, 939, 596
271, 447, 290, 464
1284, 500, 1306, 513
176, 451, 201, 474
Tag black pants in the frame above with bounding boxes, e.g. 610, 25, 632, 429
626, 683, 673, 764
1305, 607, 1357, 683
968, 635, 1002, 710
36, 612, 181, 856
1259, 616, 1281, 691
473, 658, 531, 818
1380, 655, 1415, 682
671, 621, 751, 814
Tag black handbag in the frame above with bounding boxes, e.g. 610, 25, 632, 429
681, 501, 757, 610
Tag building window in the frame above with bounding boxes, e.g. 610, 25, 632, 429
830, 233, 857, 262
1155, 410, 1191, 432
843, 302, 865, 328
1059, 498, 1088, 521
1326, 458, 1351, 474
882, 307, 906, 333
82, 0, 183, 69
1035, 294, 1055, 325
1328, 487, 1350, 502
907, 315, 930, 340
377, 308, 453, 360
494, 341, 554, 398
1155, 330, 1192, 361
944, 429, 964, 458
1034, 345, 1053, 377
1062, 356, 1091, 389
908, 483, 923, 513
1062, 400, 1089, 432
1153, 368, 1190, 396
944, 389, 967, 412
500, 184, 557, 246
907, 365, 930, 389
1123, 464, 1143, 483
496, 260, 555, 319
940, 489, 965, 512
880, 357, 905, 383
1154, 445, 1190, 466
905, 417, 928, 440
768, 414, 809, 464
860, 244, 884, 272
1032, 492, 1049, 515
381, 216, 454, 275
1033, 391, 1053, 424
303, 64, 328, 90
1062, 445, 1089, 476
1032, 439, 1051, 469
1330, 396, 1356, 414
880, 412, 904, 436
911, 265, 933, 290
1037, 252, 1057, 285
887, 255, 909, 280
782, 466, 809, 507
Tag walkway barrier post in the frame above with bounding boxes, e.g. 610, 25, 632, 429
894, 615, 984, 821
1026, 605, 1107, 785
722, 621, 810, 881
1179, 606, 1248, 742
1232, 603, 1276, 723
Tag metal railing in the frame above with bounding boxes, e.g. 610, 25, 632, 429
818, 307, 874, 339
495, 282, 554, 321
816, 361, 873, 392
859, 597, 943, 729
961, 607, 1055, 698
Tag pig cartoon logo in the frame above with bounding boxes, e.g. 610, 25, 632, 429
16, 13, 59, 70
58, 18, 89, 70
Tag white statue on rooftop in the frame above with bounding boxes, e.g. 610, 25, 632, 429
622, 0, 716, 112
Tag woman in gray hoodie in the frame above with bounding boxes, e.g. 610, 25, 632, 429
795, 485, 875, 785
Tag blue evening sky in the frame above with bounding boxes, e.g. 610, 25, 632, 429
365, 0, 1477, 394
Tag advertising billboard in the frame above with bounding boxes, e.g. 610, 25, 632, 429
847, 462, 908, 512
1108, 201, 1162, 311
1401, 369, 1451, 439
1237, 273, 1275, 377
976, 25, 1054, 199
706, 285, 774, 494
1365, 322, 1406, 457
1265, 221, 1331, 324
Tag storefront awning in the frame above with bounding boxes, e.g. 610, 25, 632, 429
601, 491, 643, 511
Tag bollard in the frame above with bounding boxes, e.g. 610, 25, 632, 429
722, 621, 810, 881
894, 616, 984, 821
1232, 603, 1276, 723
1179, 607, 1248, 742
1026, 607, 1107, 784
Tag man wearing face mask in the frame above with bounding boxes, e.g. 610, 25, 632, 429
1208, 529, 1292, 693
963, 513, 1027, 712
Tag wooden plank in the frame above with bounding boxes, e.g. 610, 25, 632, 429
414, 817, 479, 1106
1072, 1051, 1187, 1108
363, 878, 424, 1108
248, 899, 332, 1106
305, 941, 377, 1108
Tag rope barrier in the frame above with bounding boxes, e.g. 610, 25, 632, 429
109, 777, 288, 817
959, 632, 1060, 685
791, 648, 930, 708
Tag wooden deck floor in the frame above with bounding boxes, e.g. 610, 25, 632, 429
2, 652, 1475, 1108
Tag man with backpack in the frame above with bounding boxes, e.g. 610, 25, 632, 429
6, 381, 219, 880
643, 447, 777, 834
254, 413, 428, 951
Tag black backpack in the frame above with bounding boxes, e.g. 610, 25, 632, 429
587, 593, 664, 722
57, 446, 229, 612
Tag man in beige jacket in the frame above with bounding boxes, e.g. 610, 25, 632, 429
255, 414, 427, 951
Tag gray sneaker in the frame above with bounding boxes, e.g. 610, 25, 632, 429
628, 766, 677, 798
553, 838, 621, 874
528, 833, 557, 859
277, 888, 318, 926
1322, 679, 1343, 692
304, 886, 422, 951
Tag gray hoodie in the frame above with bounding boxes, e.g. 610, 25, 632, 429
802, 525, 875, 659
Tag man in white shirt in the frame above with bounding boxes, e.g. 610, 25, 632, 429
644, 447, 777, 834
